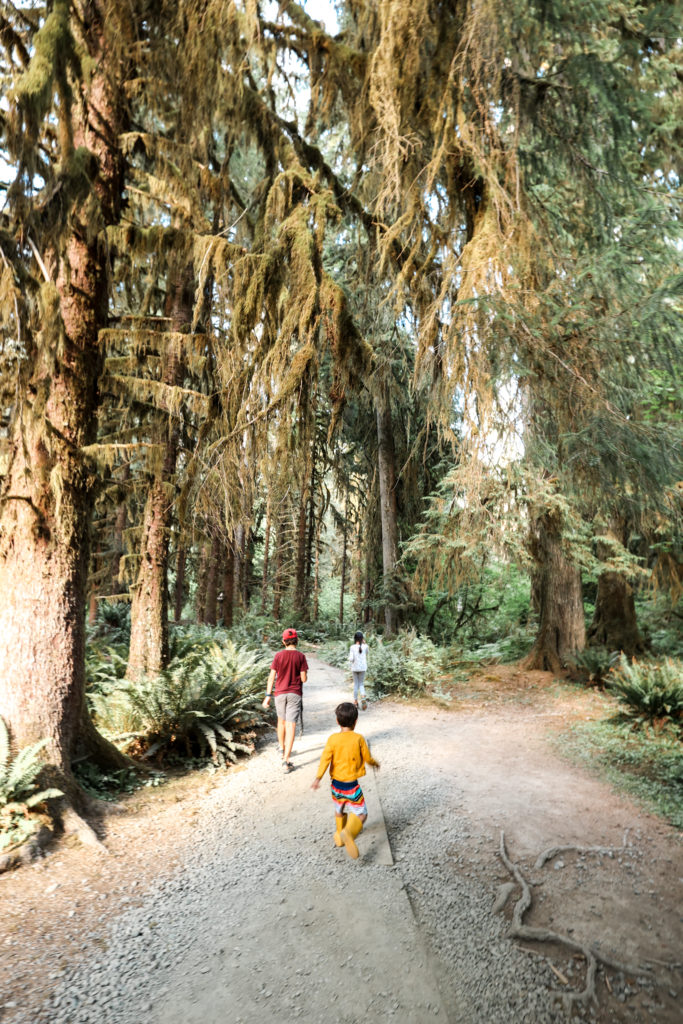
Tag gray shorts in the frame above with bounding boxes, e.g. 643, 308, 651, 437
274, 692, 302, 722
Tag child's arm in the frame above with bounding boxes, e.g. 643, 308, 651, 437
360, 735, 380, 769
262, 668, 276, 709
311, 739, 333, 789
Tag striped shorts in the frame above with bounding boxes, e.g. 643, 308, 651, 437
331, 778, 367, 817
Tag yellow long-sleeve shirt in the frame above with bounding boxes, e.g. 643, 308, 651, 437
316, 730, 379, 782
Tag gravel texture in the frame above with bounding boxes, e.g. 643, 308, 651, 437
2, 657, 681, 1024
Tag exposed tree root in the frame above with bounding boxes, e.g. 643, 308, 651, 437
534, 842, 631, 869
497, 831, 652, 1015
61, 806, 108, 854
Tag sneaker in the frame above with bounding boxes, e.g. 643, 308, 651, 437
282, 760, 292, 773
361, 699, 367, 710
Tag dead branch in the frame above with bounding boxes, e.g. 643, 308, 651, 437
498, 831, 652, 1014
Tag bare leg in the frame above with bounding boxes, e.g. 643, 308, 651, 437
277, 717, 285, 753
283, 720, 296, 762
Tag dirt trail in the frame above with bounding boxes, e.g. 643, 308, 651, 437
1, 658, 681, 1024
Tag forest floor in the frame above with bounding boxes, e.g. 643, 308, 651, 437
1, 657, 681, 1024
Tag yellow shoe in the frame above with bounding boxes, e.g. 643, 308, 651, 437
334, 814, 347, 847
340, 813, 363, 860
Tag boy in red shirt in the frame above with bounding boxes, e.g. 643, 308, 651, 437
263, 628, 308, 772
311, 702, 380, 859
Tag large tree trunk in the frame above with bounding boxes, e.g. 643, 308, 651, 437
203, 535, 222, 626
127, 272, 191, 678
376, 379, 399, 635
0, 12, 129, 778
589, 573, 644, 656
523, 512, 586, 672
125, 477, 173, 677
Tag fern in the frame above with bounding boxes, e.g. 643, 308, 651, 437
608, 656, 683, 733
0, 718, 63, 852
92, 636, 270, 763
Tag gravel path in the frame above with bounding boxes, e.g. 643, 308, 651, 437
3, 657, 681, 1023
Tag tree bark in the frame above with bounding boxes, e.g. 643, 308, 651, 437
203, 535, 222, 626
174, 545, 186, 623
272, 509, 287, 620
222, 537, 235, 627
88, 590, 99, 627
523, 512, 586, 672
242, 528, 254, 610
340, 484, 349, 624
355, 511, 364, 621
0, 10, 128, 775
195, 542, 210, 624
111, 463, 130, 595
376, 379, 399, 635
589, 573, 644, 655
295, 495, 309, 619
127, 271, 191, 677
260, 501, 271, 615
234, 523, 245, 611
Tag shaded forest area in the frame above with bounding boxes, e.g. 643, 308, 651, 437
0, 1, 682, 847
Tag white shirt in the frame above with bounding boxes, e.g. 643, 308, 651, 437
348, 642, 369, 672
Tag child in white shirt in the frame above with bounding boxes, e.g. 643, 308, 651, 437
348, 631, 369, 709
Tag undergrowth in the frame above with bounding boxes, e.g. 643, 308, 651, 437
90, 630, 270, 765
559, 719, 683, 829
0, 718, 62, 851
608, 655, 683, 732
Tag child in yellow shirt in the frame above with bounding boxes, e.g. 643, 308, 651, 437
311, 702, 380, 859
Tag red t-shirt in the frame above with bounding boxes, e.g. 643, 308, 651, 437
270, 648, 308, 695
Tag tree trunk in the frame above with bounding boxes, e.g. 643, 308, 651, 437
242, 528, 253, 610
295, 495, 309, 619
523, 512, 586, 672
340, 485, 349, 624
222, 538, 235, 627
174, 545, 186, 623
272, 510, 286, 620
111, 463, 130, 595
260, 501, 271, 615
313, 517, 322, 621
195, 542, 210, 624
126, 271, 191, 678
355, 512, 364, 621
204, 535, 222, 626
376, 379, 399, 635
589, 573, 644, 655
88, 590, 99, 627
0, 13, 129, 776
234, 523, 245, 611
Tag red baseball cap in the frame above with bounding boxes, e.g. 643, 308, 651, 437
282, 628, 298, 642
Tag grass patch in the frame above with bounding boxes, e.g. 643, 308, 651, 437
559, 718, 683, 829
